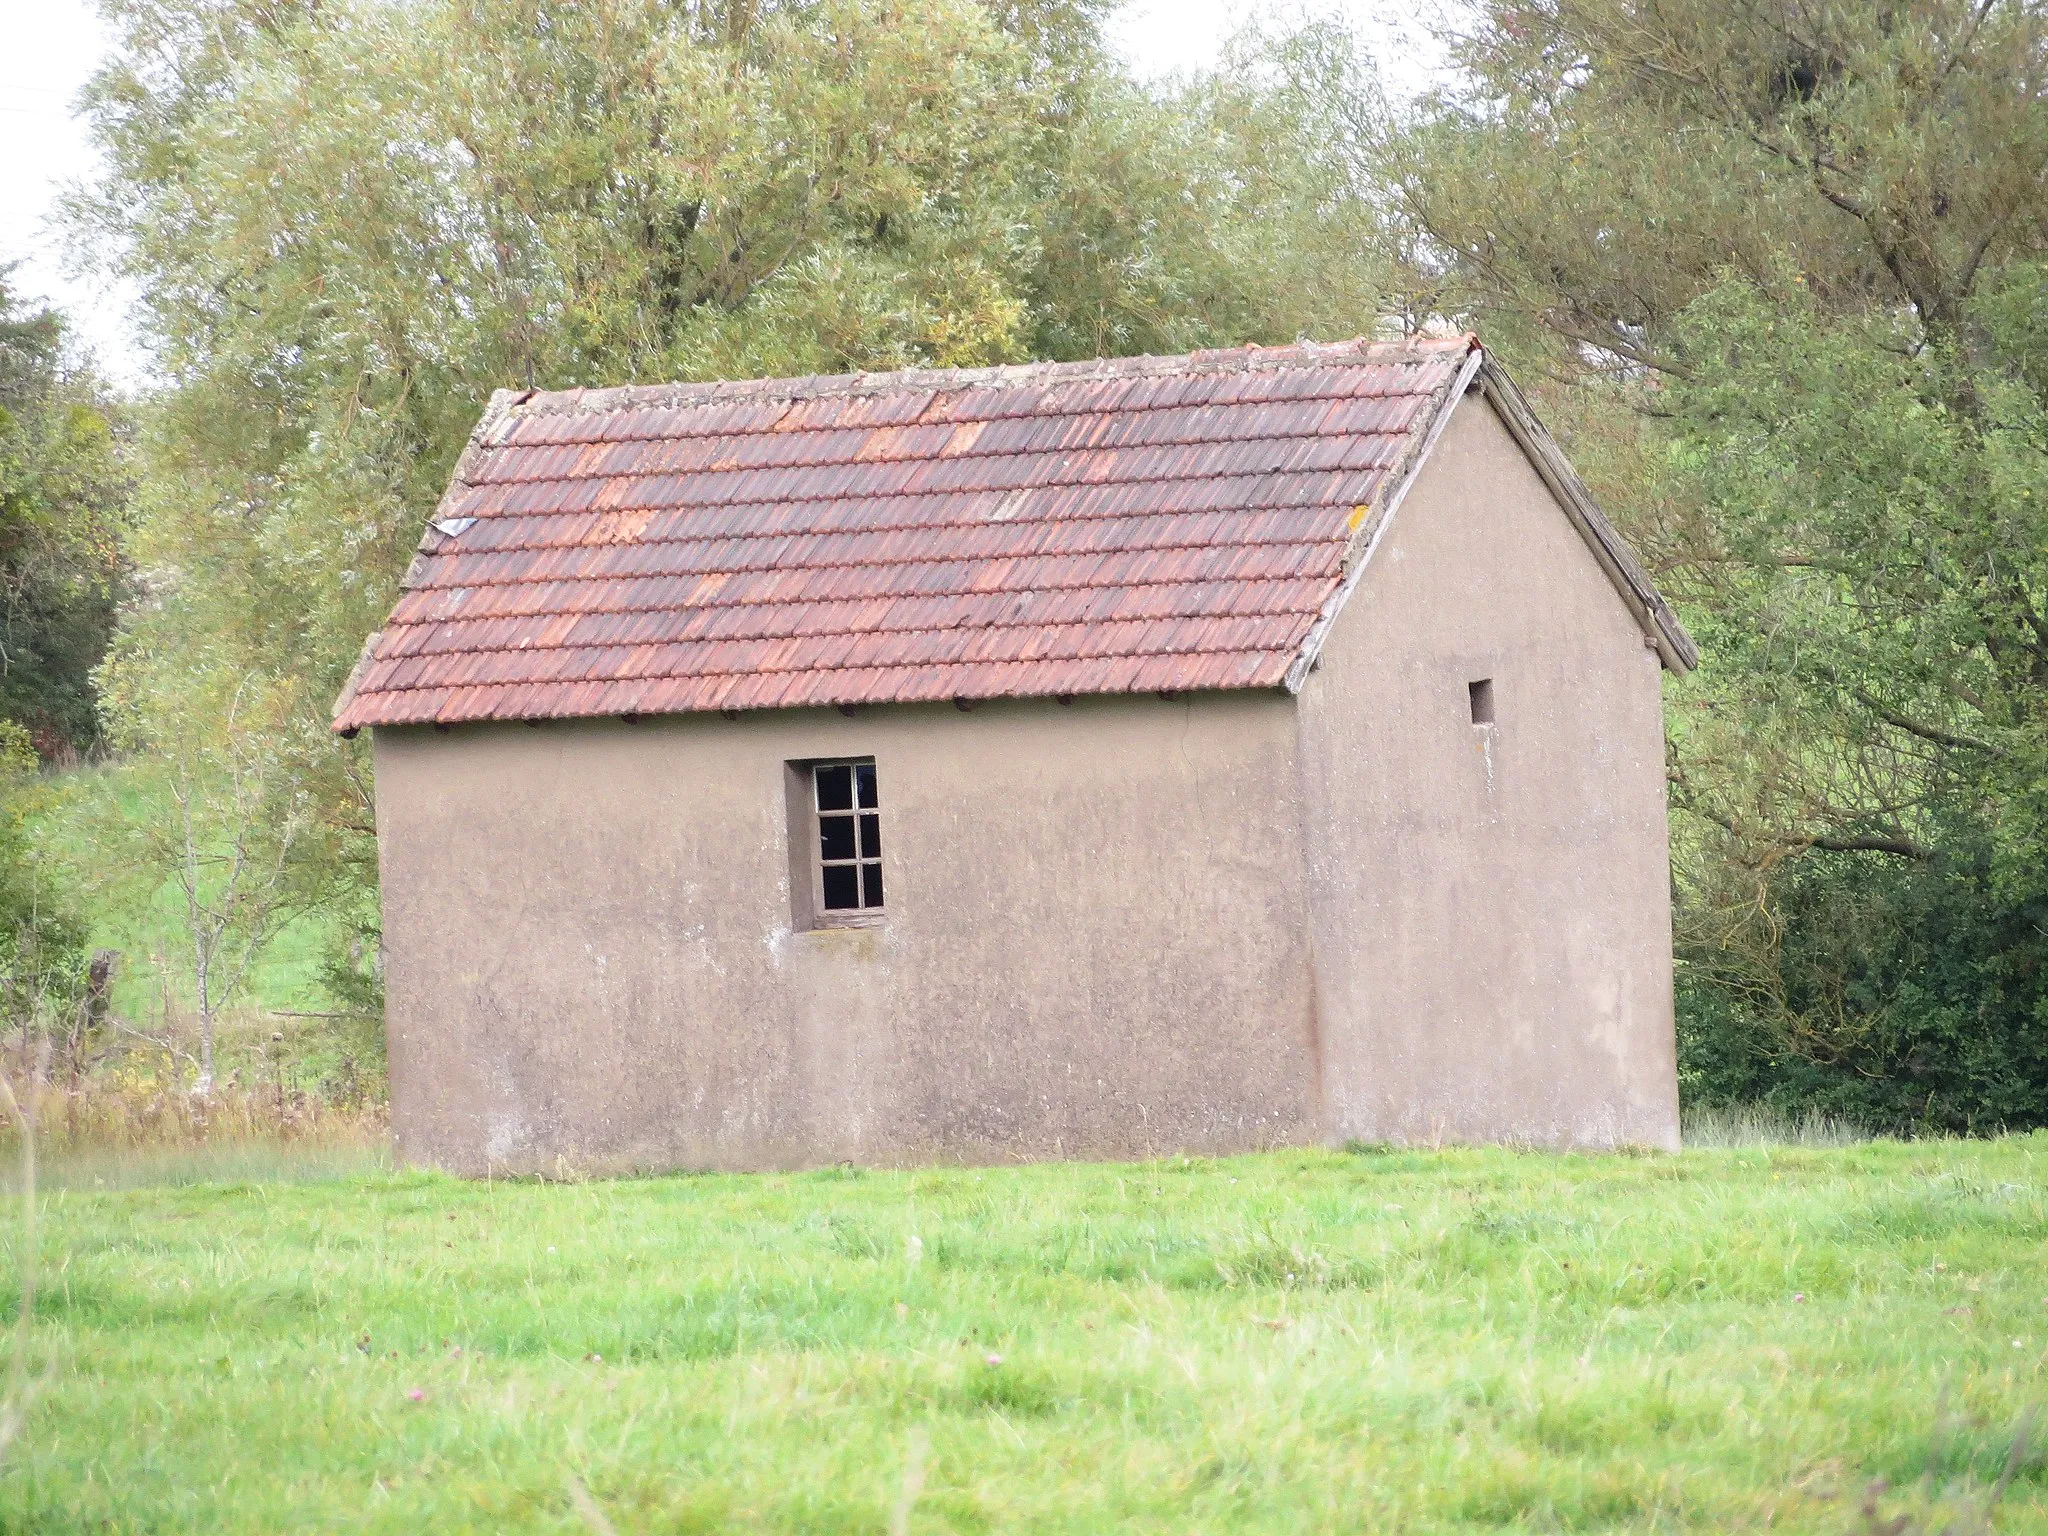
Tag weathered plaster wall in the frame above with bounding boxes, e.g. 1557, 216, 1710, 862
1295, 392, 1680, 1149
373, 691, 1319, 1174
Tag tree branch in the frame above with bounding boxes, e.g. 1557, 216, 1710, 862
1804, 833, 1934, 859
1675, 792, 1933, 862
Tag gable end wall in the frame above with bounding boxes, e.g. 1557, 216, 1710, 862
1294, 393, 1680, 1149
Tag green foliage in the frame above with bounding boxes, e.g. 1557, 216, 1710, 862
1662, 274, 2048, 868
1660, 279, 2048, 1113
1679, 831, 2048, 1134
83, 669, 335, 1087
0, 723, 86, 1027
1386, 0, 2048, 377
0, 279, 127, 1035
0, 279, 126, 759
23, 754, 344, 1027
15, 1141, 2048, 1530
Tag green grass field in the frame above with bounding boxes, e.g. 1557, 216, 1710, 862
10, 1136, 2048, 1533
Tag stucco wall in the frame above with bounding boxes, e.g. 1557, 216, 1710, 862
373, 690, 1320, 1174
1295, 392, 1680, 1149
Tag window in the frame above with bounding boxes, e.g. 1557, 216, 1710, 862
810, 761, 883, 918
1468, 677, 1496, 726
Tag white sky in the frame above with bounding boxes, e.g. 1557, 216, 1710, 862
1, 0, 1414, 386
0, 0, 129, 375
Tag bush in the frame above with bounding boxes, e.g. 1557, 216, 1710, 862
0, 722, 87, 1028
1678, 831, 2048, 1136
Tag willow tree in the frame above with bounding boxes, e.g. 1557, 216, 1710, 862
71, 0, 1398, 1006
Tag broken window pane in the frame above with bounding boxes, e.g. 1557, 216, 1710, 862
855, 763, 878, 809
816, 763, 854, 812
861, 862, 884, 907
858, 813, 881, 858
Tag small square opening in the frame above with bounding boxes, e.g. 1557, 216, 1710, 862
1468, 677, 1496, 726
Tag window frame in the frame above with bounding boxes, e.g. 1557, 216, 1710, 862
788, 757, 885, 930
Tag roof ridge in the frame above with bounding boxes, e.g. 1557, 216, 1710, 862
508, 336, 1479, 421
475, 389, 1421, 462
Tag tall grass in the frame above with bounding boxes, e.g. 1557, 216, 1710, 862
0, 1074, 387, 1191
12, 1070, 382, 1149
0, 1003, 388, 1192
1682, 1101, 1872, 1147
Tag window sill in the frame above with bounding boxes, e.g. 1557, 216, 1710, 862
808, 911, 886, 931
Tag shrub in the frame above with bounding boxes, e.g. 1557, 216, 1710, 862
1678, 830, 2048, 1135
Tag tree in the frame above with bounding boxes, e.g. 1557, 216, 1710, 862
0, 284, 118, 1051
155, 677, 311, 1094
0, 280, 126, 761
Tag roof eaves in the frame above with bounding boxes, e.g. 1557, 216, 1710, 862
1471, 359, 1699, 675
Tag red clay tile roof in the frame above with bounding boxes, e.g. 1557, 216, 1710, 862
331, 336, 1686, 731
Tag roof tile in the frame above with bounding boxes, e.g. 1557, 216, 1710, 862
335, 337, 1480, 729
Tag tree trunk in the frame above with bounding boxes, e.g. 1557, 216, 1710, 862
85, 950, 116, 1031
195, 1008, 215, 1096
194, 947, 215, 1097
